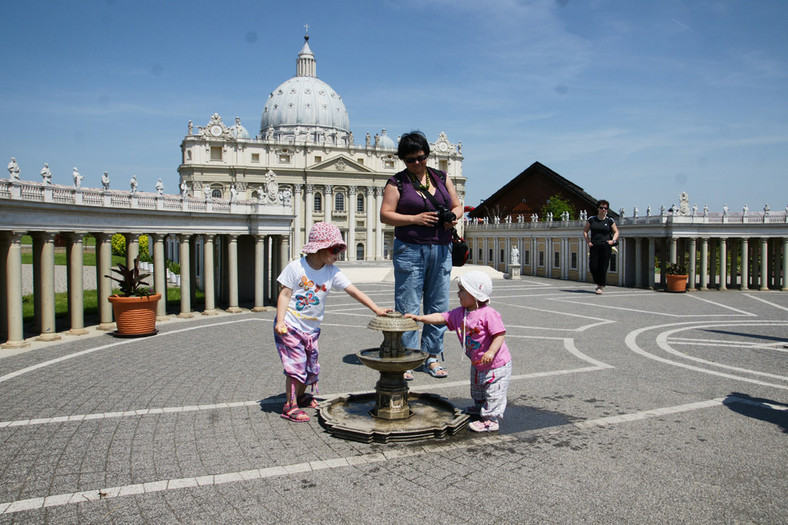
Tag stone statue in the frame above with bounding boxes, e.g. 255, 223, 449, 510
179, 180, 188, 198
40, 163, 52, 184
282, 187, 292, 205
646, 205, 651, 217
678, 192, 690, 216
510, 245, 520, 265
72, 167, 84, 188
101, 171, 110, 190
7, 157, 20, 180
265, 126, 274, 140
155, 178, 164, 195
188, 120, 193, 135
203, 185, 212, 200
722, 204, 729, 215
230, 184, 238, 202
130, 175, 138, 193
457, 141, 462, 154
265, 170, 278, 202
348, 131, 354, 145
365, 133, 371, 147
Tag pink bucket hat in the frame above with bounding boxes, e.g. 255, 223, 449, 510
302, 222, 347, 254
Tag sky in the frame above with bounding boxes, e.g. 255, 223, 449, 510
2, 0, 787, 214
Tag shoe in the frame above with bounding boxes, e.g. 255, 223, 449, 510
468, 419, 499, 432
595, 287, 603, 295
419, 357, 448, 378
296, 393, 318, 409
281, 404, 310, 422
404, 370, 414, 381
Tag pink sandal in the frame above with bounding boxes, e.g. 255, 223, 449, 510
281, 404, 310, 422
297, 393, 319, 409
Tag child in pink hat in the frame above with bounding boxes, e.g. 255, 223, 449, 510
274, 222, 390, 422
406, 271, 511, 432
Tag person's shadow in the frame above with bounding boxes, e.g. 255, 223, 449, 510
724, 392, 788, 433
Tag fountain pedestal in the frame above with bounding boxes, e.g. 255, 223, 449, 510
319, 312, 469, 443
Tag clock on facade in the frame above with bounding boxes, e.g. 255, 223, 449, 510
438, 142, 448, 152
210, 125, 223, 137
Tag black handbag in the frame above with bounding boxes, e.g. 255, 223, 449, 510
451, 228, 469, 267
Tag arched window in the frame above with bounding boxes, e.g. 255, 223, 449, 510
211, 188, 222, 199
335, 192, 345, 212
314, 193, 322, 212
356, 243, 365, 260
357, 194, 365, 213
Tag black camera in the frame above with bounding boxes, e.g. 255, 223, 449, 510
435, 206, 457, 226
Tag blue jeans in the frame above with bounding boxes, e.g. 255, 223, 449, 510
393, 239, 452, 357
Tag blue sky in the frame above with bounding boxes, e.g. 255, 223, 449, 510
2, 0, 786, 213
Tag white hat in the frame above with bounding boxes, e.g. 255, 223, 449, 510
459, 271, 492, 303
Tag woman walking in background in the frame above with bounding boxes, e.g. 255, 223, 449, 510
583, 199, 619, 294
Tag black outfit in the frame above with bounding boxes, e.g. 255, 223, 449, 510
587, 215, 615, 287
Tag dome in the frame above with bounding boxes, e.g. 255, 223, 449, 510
260, 35, 350, 136
230, 123, 250, 139
378, 129, 396, 149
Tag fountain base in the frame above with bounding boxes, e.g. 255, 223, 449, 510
318, 392, 469, 443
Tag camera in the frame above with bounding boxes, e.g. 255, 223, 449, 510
435, 206, 457, 226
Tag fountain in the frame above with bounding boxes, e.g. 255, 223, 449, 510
318, 312, 469, 443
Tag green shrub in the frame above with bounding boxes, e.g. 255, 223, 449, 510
111, 233, 151, 262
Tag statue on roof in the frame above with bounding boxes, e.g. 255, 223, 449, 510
7, 157, 20, 181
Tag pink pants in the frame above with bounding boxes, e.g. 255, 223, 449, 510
274, 323, 321, 386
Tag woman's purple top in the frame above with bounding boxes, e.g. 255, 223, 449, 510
387, 168, 452, 245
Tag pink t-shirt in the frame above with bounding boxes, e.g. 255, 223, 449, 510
442, 306, 511, 371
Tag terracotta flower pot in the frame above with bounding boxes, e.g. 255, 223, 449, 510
108, 293, 162, 336
666, 274, 688, 293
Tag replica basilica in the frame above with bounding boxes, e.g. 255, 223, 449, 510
178, 33, 466, 261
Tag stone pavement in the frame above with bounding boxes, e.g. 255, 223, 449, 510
0, 273, 786, 523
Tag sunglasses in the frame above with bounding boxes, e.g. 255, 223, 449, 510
598, 206, 608, 210
331, 245, 344, 254
404, 154, 428, 164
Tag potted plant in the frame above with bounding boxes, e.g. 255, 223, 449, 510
665, 263, 689, 293
106, 256, 161, 336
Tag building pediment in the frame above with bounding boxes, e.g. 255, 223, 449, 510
308, 155, 374, 174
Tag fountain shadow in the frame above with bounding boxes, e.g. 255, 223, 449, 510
342, 353, 362, 365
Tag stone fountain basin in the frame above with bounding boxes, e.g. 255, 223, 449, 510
356, 348, 428, 372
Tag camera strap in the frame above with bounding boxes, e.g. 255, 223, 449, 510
405, 167, 448, 212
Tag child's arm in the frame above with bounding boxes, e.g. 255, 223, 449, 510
479, 332, 506, 365
344, 284, 391, 316
404, 312, 447, 325
275, 285, 293, 334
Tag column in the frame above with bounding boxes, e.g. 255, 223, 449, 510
375, 187, 383, 260
699, 238, 709, 291
760, 238, 769, 291
647, 238, 656, 289
270, 236, 281, 305
227, 234, 241, 313
323, 185, 333, 224
348, 186, 357, 261
782, 238, 788, 291
719, 238, 728, 291
365, 187, 375, 262
202, 234, 217, 315
709, 239, 717, 289
95, 233, 114, 330
150, 233, 169, 319
280, 234, 290, 275
36, 232, 60, 341
740, 238, 749, 290
292, 185, 303, 255
304, 184, 314, 249
688, 238, 697, 291
252, 234, 266, 311
1, 232, 29, 348
125, 233, 140, 268
634, 237, 643, 288
177, 234, 193, 318
67, 232, 88, 335
669, 237, 678, 264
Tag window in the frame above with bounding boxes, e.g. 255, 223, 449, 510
279, 153, 291, 163
500, 249, 505, 264
571, 252, 578, 269
356, 243, 365, 260
524, 250, 530, 265
384, 158, 395, 169
357, 194, 365, 213
478, 248, 482, 260
439, 160, 448, 172
251, 153, 260, 163
554, 252, 560, 268
610, 252, 618, 272
335, 193, 345, 212
314, 156, 322, 163
357, 158, 364, 165
539, 251, 545, 267
186, 150, 192, 161
211, 188, 222, 199
210, 146, 222, 161
314, 193, 322, 212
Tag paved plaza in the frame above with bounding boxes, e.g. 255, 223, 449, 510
0, 271, 786, 523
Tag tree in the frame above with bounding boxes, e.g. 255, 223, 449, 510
539, 194, 576, 221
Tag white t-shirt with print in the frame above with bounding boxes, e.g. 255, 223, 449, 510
277, 257, 352, 333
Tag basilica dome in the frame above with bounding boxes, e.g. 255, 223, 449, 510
260, 36, 350, 136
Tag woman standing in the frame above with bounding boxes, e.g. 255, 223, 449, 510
583, 199, 619, 294
380, 131, 463, 379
